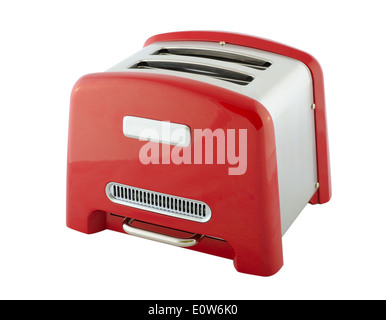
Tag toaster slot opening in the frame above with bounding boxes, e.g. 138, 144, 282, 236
153, 47, 271, 70
130, 60, 254, 85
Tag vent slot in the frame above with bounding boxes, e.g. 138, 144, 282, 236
153, 47, 271, 70
130, 60, 254, 85
106, 182, 212, 223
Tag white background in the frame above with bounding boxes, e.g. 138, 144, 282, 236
1, 0, 385, 300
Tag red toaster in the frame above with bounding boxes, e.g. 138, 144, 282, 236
67, 31, 331, 276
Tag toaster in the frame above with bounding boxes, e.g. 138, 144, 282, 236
67, 31, 331, 276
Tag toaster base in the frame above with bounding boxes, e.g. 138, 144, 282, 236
67, 210, 283, 276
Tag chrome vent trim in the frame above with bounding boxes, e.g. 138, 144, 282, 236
106, 182, 212, 223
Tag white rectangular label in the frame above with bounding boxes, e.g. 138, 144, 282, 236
123, 116, 191, 147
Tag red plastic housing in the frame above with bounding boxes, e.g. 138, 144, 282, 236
67, 31, 331, 276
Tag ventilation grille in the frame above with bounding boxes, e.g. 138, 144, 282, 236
130, 60, 254, 86
153, 47, 272, 70
106, 182, 211, 223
